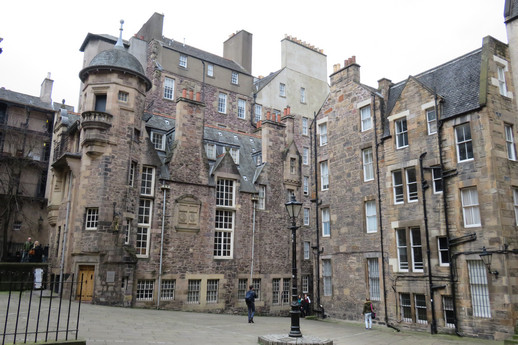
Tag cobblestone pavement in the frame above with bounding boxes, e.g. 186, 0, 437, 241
1, 292, 504, 345
77, 304, 503, 345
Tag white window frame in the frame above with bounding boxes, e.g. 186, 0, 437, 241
415, 294, 428, 324
237, 99, 246, 119
304, 241, 310, 260
396, 229, 409, 272
365, 200, 377, 233
455, 123, 474, 162
161, 279, 176, 300
406, 167, 418, 202
302, 275, 309, 293
321, 208, 330, 237
206, 279, 219, 303
258, 185, 266, 210
187, 280, 201, 304
320, 161, 329, 190
215, 179, 235, 259
129, 161, 137, 187
514, 187, 518, 226
443, 296, 455, 328
231, 72, 239, 85
461, 187, 481, 227
319, 122, 328, 146
323, 259, 332, 296
467, 260, 491, 318
303, 176, 309, 195
205, 143, 216, 160
303, 207, 310, 226
302, 117, 308, 135
438, 236, 449, 267
163, 77, 175, 100
367, 258, 380, 301
140, 166, 155, 197
497, 65, 508, 97
218, 93, 227, 114
392, 170, 404, 204
505, 124, 516, 161
360, 106, 372, 132
118, 91, 129, 103
300, 87, 306, 103
124, 218, 131, 245
432, 167, 443, 194
136, 280, 154, 301
207, 64, 214, 77
230, 148, 240, 165
85, 208, 99, 230
179, 54, 188, 68
410, 228, 423, 272
279, 83, 286, 97
426, 109, 437, 135
362, 147, 374, 181
136, 199, 152, 258
400, 293, 412, 322
150, 131, 165, 151
395, 118, 408, 149
303, 147, 309, 165
254, 104, 262, 122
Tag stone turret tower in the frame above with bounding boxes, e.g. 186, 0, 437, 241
66, 21, 152, 304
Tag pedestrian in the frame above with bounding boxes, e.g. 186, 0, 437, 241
21, 237, 33, 262
298, 295, 304, 317
30, 241, 43, 263
303, 293, 311, 316
363, 298, 374, 329
245, 285, 257, 323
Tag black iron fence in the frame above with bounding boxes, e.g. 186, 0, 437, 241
1, 270, 82, 344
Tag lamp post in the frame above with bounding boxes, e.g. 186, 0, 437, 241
285, 194, 303, 338
479, 247, 499, 278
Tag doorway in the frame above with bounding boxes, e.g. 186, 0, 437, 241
77, 265, 95, 301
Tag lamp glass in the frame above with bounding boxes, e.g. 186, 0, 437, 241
285, 195, 302, 219
479, 248, 492, 267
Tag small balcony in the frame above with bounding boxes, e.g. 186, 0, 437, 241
81, 111, 113, 130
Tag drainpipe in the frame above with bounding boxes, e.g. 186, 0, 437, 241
372, 94, 399, 332
436, 94, 461, 336
59, 170, 73, 295
157, 184, 169, 309
419, 152, 437, 334
251, 195, 258, 281
311, 111, 322, 312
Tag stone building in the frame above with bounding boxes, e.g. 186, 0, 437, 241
0, 75, 60, 261
315, 32, 518, 343
46, 13, 328, 316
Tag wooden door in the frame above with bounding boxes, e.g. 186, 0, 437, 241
77, 265, 95, 301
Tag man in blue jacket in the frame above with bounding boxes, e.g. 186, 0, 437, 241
245, 285, 258, 323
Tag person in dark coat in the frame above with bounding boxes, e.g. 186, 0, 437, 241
30, 241, 43, 263
245, 285, 258, 323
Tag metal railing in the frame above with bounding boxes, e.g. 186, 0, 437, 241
1, 271, 82, 344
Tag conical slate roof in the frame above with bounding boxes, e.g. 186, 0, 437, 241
79, 46, 151, 90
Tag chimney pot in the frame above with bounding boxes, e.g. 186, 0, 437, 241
182, 89, 187, 98
287, 106, 290, 115
188, 89, 194, 99
196, 92, 201, 102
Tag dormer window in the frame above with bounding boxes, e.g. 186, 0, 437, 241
150, 132, 165, 151
230, 148, 239, 165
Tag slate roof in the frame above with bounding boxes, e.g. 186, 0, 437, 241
386, 48, 482, 124
79, 45, 152, 90
0, 87, 54, 112
145, 113, 263, 193
253, 69, 283, 92
79, 33, 129, 52
161, 38, 251, 76
505, 0, 518, 22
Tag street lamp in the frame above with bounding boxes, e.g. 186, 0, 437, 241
479, 247, 499, 278
285, 194, 303, 338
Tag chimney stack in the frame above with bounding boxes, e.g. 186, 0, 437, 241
40, 72, 53, 104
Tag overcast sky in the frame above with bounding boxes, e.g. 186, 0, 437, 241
0, 0, 508, 110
